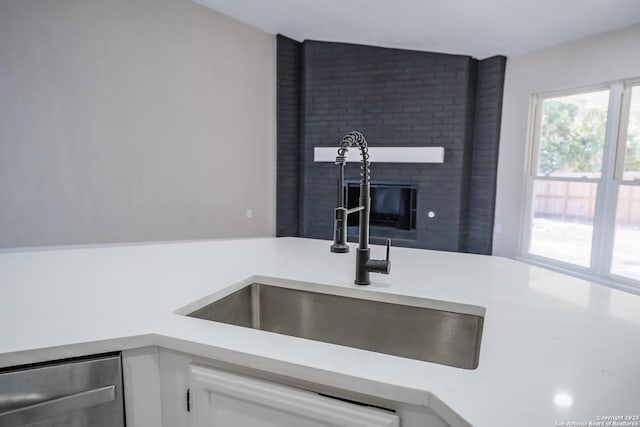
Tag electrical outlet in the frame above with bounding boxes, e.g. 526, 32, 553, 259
245, 208, 253, 219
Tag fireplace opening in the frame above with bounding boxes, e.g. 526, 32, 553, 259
344, 181, 417, 239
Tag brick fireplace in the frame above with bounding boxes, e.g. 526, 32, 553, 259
276, 36, 505, 254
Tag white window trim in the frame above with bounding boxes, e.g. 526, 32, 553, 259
520, 80, 640, 292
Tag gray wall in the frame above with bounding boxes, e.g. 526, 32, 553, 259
276, 39, 505, 253
0, 0, 276, 249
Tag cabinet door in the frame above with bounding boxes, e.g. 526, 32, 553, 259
188, 365, 399, 427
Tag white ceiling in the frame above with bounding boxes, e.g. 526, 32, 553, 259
193, 0, 640, 58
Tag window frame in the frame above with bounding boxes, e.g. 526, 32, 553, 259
520, 79, 640, 293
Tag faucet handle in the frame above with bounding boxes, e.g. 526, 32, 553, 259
385, 239, 391, 262
366, 240, 391, 275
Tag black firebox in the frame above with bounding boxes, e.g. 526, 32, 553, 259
344, 181, 417, 236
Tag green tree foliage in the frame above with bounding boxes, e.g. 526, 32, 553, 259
538, 100, 606, 175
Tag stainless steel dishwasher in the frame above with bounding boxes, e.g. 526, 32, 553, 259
0, 353, 125, 426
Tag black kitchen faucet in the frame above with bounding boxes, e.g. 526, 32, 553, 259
330, 131, 391, 285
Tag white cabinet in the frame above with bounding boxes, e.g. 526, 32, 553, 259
187, 364, 399, 427
151, 348, 451, 427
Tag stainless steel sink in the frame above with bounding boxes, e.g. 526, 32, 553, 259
186, 281, 484, 369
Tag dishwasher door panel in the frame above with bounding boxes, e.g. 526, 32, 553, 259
0, 354, 125, 427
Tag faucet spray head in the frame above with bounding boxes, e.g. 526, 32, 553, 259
330, 131, 370, 255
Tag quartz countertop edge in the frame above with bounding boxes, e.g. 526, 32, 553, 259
1, 237, 639, 427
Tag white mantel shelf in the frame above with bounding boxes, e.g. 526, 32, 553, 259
314, 146, 445, 163
0, 237, 639, 427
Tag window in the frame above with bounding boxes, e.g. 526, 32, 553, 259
523, 82, 640, 289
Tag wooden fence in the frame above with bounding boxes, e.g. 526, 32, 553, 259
533, 180, 640, 225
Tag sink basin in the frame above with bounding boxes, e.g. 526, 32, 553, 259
184, 278, 484, 369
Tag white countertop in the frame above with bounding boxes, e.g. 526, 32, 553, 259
1, 237, 639, 426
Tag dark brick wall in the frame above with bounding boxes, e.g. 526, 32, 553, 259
467, 56, 506, 254
457, 63, 478, 252
275, 37, 506, 254
299, 41, 478, 252
276, 35, 301, 237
